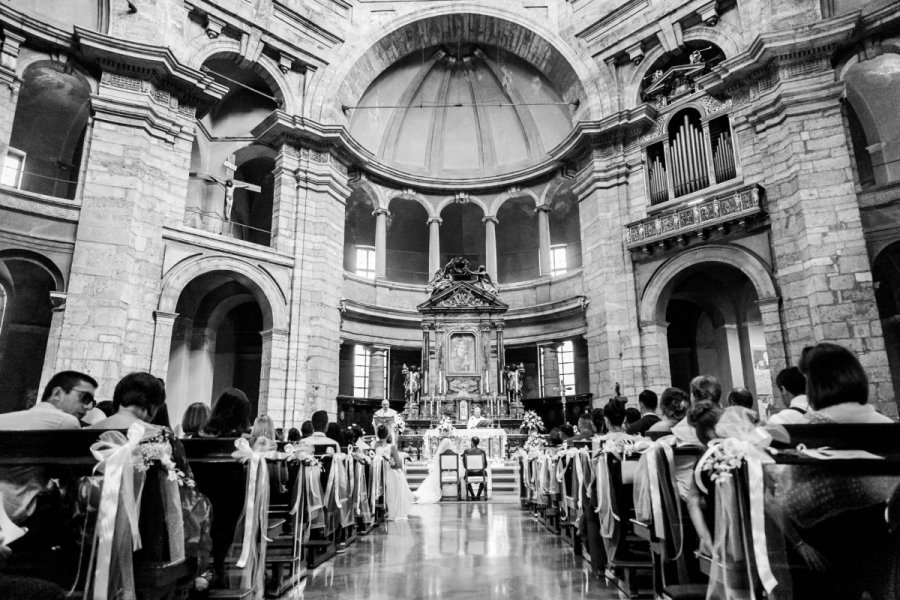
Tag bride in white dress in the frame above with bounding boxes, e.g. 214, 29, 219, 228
414, 437, 457, 504
374, 425, 414, 520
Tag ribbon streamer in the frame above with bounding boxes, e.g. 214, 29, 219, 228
231, 437, 275, 574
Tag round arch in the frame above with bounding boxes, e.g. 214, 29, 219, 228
159, 255, 287, 331
186, 42, 295, 114
308, 6, 611, 123
386, 190, 432, 216
0, 249, 65, 292
491, 188, 540, 216
436, 195, 488, 217
640, 245, 778, 324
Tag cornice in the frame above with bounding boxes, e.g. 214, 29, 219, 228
76, 28, 227, 111
252, 105, 656, 193
0, 4, 73, 49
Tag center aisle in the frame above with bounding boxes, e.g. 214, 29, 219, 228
284, 503, 621, 599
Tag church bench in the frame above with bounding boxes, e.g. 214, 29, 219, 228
0, 429, 194, 599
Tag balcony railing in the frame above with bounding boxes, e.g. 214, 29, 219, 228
625, 183, 764, 253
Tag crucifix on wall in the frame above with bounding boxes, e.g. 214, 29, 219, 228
198, 154, 261, 221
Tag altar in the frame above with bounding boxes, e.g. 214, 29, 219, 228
422, 428, 507, 460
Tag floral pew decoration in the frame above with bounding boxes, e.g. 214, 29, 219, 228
349, 448, 374, 526
228, 436, 279, 597
284, 443, 324, 543
85, 422, 188, 600
693, 408, 785, 600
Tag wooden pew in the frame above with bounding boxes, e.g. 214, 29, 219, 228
602, 453, 653, 599
0, 430, 194, 599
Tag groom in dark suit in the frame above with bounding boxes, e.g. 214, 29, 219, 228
463, 437, 488, 500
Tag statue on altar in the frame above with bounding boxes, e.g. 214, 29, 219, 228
427, 256, 498, 296
402, 364, 421, 405
466, 404, 490, 429
504, 363, 524, 403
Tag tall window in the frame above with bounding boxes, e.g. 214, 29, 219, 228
356, 246, 376, 280
644, 108, 737, 206
353, 345, 370, 397
550, 244, 568, 277
1, 149, 25, 188
557, 340, 575, 393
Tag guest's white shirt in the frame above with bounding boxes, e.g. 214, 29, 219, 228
309, 431, 340, 448
767, 394, 809, 426
0, 402, 81, 431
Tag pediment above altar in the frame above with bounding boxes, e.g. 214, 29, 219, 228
417, 281, 509, 314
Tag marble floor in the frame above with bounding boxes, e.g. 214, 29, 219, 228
280, 502, 624, 599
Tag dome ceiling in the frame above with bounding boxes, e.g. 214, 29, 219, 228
348, 45, 575, 179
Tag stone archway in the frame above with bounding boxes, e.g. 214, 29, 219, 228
638, 245, 784, 399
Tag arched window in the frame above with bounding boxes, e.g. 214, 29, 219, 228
440, 203, 485, 268
386, 197, 429, 284
343, 187, 377, 277
644, 108, 736, 205
497, 196, 539, 283
5, 63, 91, 199
548, 185, 582, 275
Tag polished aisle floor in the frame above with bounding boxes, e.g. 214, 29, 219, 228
283, 503, 623, 599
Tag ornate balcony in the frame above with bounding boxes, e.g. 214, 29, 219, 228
625, 184, 764, 254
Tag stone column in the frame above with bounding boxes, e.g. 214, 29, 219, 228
428, 217, 442, 275
541, 344, 560, 396
373, 207, 389, 279
271, 145, 300, 254
166, 317, 193, 426
190, 330, 216, 407
752, 58, 895, 414
149, 311, 178, 379
574, 144, 644, 403
51, 71, 199, 395
0, 30, 25, 156
38, 292, 67, 394
483, 216, 498, 282
284, 145, 350, 419
535, 204, 552, 276
757, 297, 788, 399
639, 321, 671, 393
368, 345, 389, 399
258, 328, 290, 423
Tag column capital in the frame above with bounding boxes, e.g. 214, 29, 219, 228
640, 319, 670, 330
153, 309, 179, 322
756, 297, 782, 310
482, 216, 498, 225
49, 291, 68, 311
372, 207, 390, 217
427, 217, 443, 225
534, 204, 553, 214
371, 344, 391, 354
259, 328, 289, 341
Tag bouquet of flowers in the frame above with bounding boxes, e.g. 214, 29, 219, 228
438, 415, 454, 435
601, 435, 650, 458
138, 432, 194, 487
395, 414, 407, 435
696, 437, 749, 484
520, 410, 545, 434
284, 442, 321, 467
523, 430, 547, 453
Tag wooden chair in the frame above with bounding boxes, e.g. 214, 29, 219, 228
462, 452, 488, 501
439, 449, 461, 500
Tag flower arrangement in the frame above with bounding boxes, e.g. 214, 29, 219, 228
284, 442, 322, 467
523, 430, 547, 453
601, 435, 649, 458
137, 433, 193, 487
437, 415, 454, 435
696, 438, 749, 484
520, 410, 545, 433
395, 414, 407, 435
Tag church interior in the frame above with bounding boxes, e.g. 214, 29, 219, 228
0, 0, 899, 598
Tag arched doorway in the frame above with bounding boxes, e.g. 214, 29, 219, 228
873, 242, 900, 400
496, 196, 539, 283
663, 265, 770, 402
166, 272, 268, 424
0, 255, 56, 412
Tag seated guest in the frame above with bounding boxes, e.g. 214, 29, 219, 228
463, 437, 489, 500
600, 398, 637, 484
326, 421, 346, 447
286, 427, 301, 442
275, 428, 284, 442
180, 402, 210, 438
308, 410, 339, 453
648, 387, 689, 434
672, 375, 721, 445
624, 407, 641, 428
89, 372, 166, 429
570, 414, 595, 442
626, 389, 661, 435
250, 414, 277, 445
547, 428, 565, 447
560, 423, 576, 439
591, 407, 606, 435
805, 342, 892, 424
767, 366, 809, 425
727, 387, 755, 410
200, 388, 251, 438
0, 371, 98, 529
685, 400, 726, 556
82, 399, 114, 426
300, 420, 313, 438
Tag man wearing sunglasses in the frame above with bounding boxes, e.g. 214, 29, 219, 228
0, 370, 98, 530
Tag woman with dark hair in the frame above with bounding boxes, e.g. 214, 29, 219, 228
201, 388, 251, 438
89, 372, 167, 430
181, 402, 210, 438
804, 342, 891, 423
685, 400, 725, 556
648, 387, 689, 434
326, 422, 346, 448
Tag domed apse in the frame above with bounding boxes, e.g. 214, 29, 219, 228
348, 44, 575, 178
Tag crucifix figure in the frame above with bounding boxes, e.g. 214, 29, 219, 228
198, 154, 261, 221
